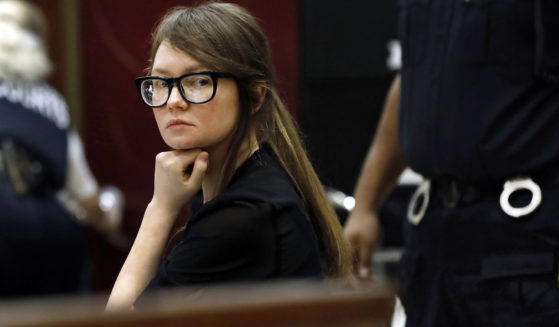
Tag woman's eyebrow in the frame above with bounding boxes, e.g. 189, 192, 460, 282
151, 66, 209, 77
150, 68, 172, 76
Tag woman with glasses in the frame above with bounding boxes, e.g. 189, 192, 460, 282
106, 2, 352, 311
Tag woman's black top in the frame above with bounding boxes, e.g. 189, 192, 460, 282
144, 148, 323, 292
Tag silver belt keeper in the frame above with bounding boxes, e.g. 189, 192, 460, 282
499, 177, 542, 218
407, 179, 431, 225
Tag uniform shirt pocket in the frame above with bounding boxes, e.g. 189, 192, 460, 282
398, 0, 430, 67
450, 0, 489, 65
451, 0, 533, 76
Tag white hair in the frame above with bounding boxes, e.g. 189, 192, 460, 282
0, 1, 52, 81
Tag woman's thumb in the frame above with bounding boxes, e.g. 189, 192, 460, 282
189, 151, 208, 186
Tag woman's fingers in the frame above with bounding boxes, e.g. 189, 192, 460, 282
152, 149, 207, 212
187, 151, 208, 187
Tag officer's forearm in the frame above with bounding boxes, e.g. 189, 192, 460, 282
352, 75, 406, 214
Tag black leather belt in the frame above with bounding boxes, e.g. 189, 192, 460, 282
432, 178, 498, 209
407, 169, 559, 225
433, 170, 559, 209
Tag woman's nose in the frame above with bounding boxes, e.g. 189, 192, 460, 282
167, 85, 188, 110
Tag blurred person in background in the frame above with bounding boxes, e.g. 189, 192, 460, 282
106, 2, 352, 311
0, 0, 122, 298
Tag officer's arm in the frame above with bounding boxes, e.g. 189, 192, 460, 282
64, 130, 123, 233
344, 74, 407, 279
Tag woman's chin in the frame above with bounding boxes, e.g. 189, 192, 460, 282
165, 140, 198, 150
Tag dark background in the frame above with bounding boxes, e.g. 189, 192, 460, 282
299, 0, 398, 194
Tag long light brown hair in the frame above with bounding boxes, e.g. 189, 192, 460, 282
147, 2, 352, 279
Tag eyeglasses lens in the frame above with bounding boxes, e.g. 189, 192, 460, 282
181, 74, 215, 103
140, 74, 216, 106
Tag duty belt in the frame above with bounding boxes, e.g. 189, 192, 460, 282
407, 172, 559, 225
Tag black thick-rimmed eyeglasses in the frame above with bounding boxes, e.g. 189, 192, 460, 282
135, 71, 234, 108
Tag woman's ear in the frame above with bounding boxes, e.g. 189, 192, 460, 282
250, 83, 267, 114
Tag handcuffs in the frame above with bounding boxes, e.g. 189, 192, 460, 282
407, 177, 542, 225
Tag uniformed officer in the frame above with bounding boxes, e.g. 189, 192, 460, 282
344, 0, 559, 326
0, 0, 123, 297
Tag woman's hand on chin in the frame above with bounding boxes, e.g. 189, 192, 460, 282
151, 149, 209, 215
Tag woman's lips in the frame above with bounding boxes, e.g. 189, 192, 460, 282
166, 119, 192, 129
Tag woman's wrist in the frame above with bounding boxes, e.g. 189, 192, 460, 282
140, 200, 181, 239
147, 197, 182, 220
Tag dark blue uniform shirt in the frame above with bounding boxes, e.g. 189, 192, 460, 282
398, 0, 559, 181
0, 80, 85, 297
